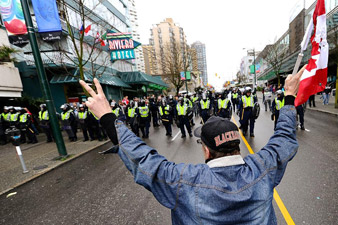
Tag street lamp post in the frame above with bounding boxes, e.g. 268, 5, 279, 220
21, 0, 67, 157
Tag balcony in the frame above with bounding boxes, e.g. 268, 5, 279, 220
24, 51, 75, 67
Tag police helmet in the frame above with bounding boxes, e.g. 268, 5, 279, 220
110, 101, 116, 107
4, 106, 9, 110
8, 106, 14, 110
245, 87, 252, 92
79, 104, 84, 108
276, 90, 283, 95
140, 99, 146, 107
14, 107, 22, 111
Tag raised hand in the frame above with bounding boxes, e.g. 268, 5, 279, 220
79, 78, 112, 119
284, 64, 307, 96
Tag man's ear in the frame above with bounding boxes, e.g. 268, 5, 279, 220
204, 145, 211, 159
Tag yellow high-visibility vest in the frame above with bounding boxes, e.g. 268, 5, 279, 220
78, 111, 88, 119
218, 99, 229, 109
19, 113, 29, 123
139, 106, 149, 118
242, 96, 254, 108
200, 100, 210, 109
159, 105, 170, 116
39, 111, 49, 121
128, 107, 136, 118
275, 98, 285, 110
112, 108, 120, 117
176, 104, 187, 116
1, 112, 11, 121
10, 113, 19, 122
232, 93, 238, 99
61, 111, 71, 120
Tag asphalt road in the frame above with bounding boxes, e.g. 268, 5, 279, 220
0, 107, 337, 225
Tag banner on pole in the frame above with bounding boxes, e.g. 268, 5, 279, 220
0, 0, 29, 47
31, 0, 62, 42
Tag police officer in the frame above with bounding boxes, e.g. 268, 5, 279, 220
77, 104, 90, 142
1, 106, 11, 145
39, 104, 53, 142
127, 101, 139, 136
217, 93, 231, 119
184, 94, 194, 126
9, 106, 20, 127
18, 107, 38, 144
238, 87, 257, 137
138, 100, 150, 138
231, 89, 239, 112
192, 93, 199, 117
271, 90, 285, 129
60, 104, 77, 142
111, 101, 124, 120
200, 93, 210, 123
149, 96, 159, 127
87, 110, 103, 141
159, 99, 173, 136
176, 97, 192, 138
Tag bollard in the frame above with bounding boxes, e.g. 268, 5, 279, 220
15, 146, 29, 174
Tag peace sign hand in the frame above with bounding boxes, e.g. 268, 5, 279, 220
79, 78, 112, 119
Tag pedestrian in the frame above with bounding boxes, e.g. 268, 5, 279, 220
77, 104, 90, 142
238, 87, 257, 137
38, 104, 53, 142
296, 104, 305, 130
18, 107, 38, 144
176, 97, 192, 138
308, 94, 316, 107
60, 104, 77, 142
323, 85, 331, 105
271, 90, 285, 129
127, 101, 139, 136
159, 99, 173, 136
79, 66, 304, 224
192, 93, 199, 117
149, 96, 159, 127
217, 92, 231, 119
9, 106, 20, 127
1, 106, 11, 145
263, 88, 272, 112
138, 100, 150, 138
231, 89, 238, 112
200, 93, 210, 123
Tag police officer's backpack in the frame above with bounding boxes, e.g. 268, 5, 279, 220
253, 102, 260, 119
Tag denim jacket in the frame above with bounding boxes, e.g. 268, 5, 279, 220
106, 105, 298, 225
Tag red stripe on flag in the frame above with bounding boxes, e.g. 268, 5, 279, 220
295, 68, 327, 106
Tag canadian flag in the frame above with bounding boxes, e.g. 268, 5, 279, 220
95, 32, 106, 46
295, 0, 328, 106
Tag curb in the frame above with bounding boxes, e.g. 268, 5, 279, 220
307, 107, 338, 117
0, 140, 110, 197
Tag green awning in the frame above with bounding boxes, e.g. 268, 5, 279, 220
118, 71, 168, 90
50, 69, 131, 88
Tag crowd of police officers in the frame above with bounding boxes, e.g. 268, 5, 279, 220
0, 85, 305, 145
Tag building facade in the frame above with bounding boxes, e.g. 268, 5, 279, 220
191, 41, 208, 86
147, 18, 188, 75
0, 25, 22, 98
127, 0, 145, 72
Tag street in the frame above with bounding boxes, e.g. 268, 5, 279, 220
0, 108, 337, 225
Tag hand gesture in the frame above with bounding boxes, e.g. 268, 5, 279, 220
79, 78, 112, 119
284, 65, 307, 96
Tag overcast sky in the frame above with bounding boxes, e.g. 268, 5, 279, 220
136, 0, 316, 89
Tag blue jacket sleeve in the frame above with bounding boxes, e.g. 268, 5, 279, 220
115, 122, 184, 209
247, 103, 298, 187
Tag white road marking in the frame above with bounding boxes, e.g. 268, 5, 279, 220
171, 131, 181, 141
305, 129, 310, 132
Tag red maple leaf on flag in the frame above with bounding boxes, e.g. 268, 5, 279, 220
306, 57, 317, 72
311, 41, 320, 55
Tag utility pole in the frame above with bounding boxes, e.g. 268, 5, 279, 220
21, 0, 67, 157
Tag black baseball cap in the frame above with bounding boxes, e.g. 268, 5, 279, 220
194, 116, 240, 152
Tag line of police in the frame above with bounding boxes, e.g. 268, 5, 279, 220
1, 86, 303, 146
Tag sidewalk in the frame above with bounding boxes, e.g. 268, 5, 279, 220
306, 94, 338, 116
0, 131, 109, 195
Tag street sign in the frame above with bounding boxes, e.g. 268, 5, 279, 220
111, 50, 135, 60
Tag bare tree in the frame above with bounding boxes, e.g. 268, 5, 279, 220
53, 0, 109, 85
157, 42, 192, 95
264, 42, 288, 86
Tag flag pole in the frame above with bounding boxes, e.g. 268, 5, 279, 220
292, 52, 304, 75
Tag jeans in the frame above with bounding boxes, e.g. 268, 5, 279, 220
323, 93, 330, 105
